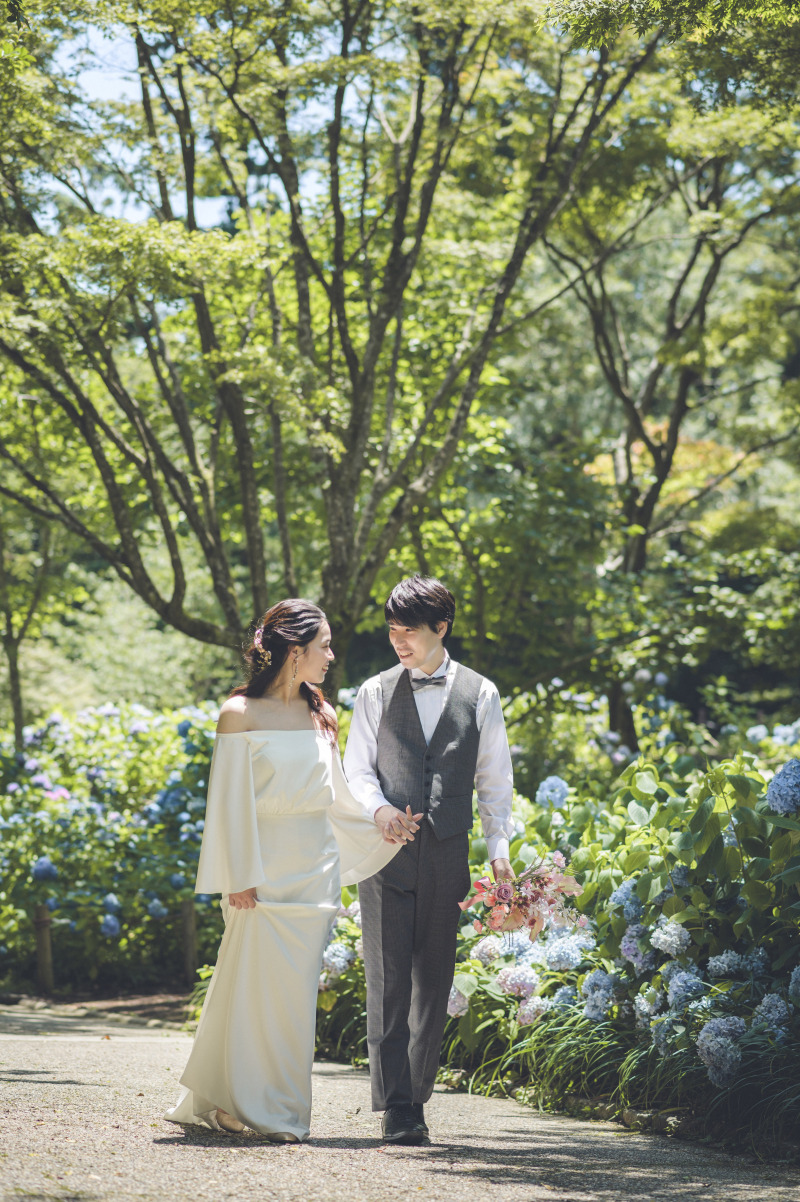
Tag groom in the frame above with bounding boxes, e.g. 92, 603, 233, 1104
344, 575, 514, 1146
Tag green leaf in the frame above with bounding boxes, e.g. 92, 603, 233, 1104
635, 772, 658, 795
623, 845, 650, 874
453, 972, 480, 998
689, 796, 714, 834
627, 800, 651, 827
741, 880, 773, 908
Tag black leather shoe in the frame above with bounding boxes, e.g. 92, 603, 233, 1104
411, 1103, 429, 1135
381, 1104, 430, 1146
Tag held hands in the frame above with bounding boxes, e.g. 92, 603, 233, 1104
375, 804, 424, 845
491, 858, 514, 882
228, 887, 258, 910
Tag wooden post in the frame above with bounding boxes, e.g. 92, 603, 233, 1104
181, 897, 197, 986
33, 904, 54, 994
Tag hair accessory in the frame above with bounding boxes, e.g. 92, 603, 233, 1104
253, 628, 272, 667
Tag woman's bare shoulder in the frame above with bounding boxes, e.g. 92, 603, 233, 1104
217, 696, 250, 734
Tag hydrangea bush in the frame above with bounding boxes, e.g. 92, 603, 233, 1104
0, 705, 222, 989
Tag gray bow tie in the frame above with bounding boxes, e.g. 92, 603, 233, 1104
410, 673, 447, 691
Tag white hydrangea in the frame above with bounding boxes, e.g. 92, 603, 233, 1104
517, 995, 551, 1026
473, 935, 504, 965
650, 919, 691, 957
496, 963, 540, 999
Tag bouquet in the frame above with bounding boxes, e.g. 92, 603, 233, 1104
459, 850, 585, 941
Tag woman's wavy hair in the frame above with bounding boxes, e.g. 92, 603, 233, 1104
231, 599, 337, 740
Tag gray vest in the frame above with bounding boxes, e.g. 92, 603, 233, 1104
375, 662, 483, 841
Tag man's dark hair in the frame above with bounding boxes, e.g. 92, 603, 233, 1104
384, 575, 456, 641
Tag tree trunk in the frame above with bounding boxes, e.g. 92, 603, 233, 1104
4, 637, 24, 753
180, 898, 198, 987
33, 904, 54, 995
607, 680, 639, 752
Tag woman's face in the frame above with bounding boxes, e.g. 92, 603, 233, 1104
297, 621, 335, 684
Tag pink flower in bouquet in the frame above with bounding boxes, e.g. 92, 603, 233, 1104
552, 850, 566, 867
499, 906, 527, 932
473, 919, 484, 933
495, 881, 514, 903
486, 905, 509, 930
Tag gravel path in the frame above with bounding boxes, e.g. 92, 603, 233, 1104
2, 1006, 799, 1202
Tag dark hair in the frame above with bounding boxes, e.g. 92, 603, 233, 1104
384, 575, 456, 641
231, 599, 337, 741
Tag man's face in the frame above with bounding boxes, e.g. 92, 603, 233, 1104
388, 621, 447, 673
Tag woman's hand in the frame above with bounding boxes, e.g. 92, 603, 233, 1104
228, 887, 258, 910
375, 804, 423, 845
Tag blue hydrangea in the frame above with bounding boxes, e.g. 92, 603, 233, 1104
742, 948, 769, 976
103, 893, 121, 914
147, 898, 169, 919
551, 985, 579, 1009
696, 1016, 746, 1088
100, 914, 121, 938
535, 775, 570, 808
322, 941, 356, 980
707, 950, 743, 978
650, 919, 691, 958
609, 878, 644, 922
45, 897, 58, 912
745, 724, 769, 744
581, 969, 618, 1020
31, 855, 59, 882
176, 719, 192, 737
169, 873, 186, 889
752, 993, 793, 1038
667, 971, 705, 1011
772, 721, 800, 747
620, 924, 656, 975
788, 965, 800, 1004
651, 1013, 680, 1055
766, 759, 800, 816
544, 930, 595, 972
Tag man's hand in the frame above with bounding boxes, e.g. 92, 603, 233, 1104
491, 858, 514, 882
228, 887, 258, 910
375, 804, 423, 845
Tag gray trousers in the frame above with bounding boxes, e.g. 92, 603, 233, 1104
358, 819, 471, 1111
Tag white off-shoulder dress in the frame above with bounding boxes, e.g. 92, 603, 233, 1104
165, 729, 398, 1140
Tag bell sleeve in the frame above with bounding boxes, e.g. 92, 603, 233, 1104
329, 750, 402, 886
194, 735, 264, 895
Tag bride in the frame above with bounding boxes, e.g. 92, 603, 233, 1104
165, 599, 416, 1142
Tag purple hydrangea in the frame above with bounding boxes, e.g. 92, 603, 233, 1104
447, 984, 470, 1018
620, 923, 657, 975
497, 964, 540, 999
766, 759, 800, 817
696, 1016, 746, 1088
6, 782, 21, 794
518, 995, 551, 1026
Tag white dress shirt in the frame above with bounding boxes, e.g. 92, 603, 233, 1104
343, 653, 514, 862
